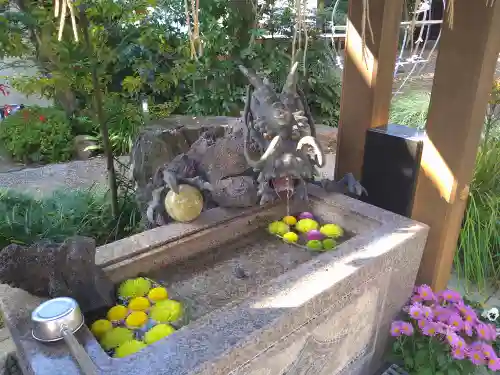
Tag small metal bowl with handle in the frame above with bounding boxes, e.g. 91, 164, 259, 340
31, 297, 98, 375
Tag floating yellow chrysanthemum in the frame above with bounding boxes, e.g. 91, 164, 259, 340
100, 327, 134, 350
117, 277, 152, 299
106, 305, 128, 322
147, 287, 168, 303
114, 340, 147, 358
90, 319, 112, 339
125, 311, 148, 329
128, 297, 151, 312
150, 300, 182, 323
144, 324, 175, 345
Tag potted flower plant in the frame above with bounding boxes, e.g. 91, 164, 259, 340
390, 284, 500, 374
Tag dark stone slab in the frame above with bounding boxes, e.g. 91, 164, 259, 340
0, 237, 114, 314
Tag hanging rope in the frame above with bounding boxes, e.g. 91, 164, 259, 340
54, 0, 79, 41
291, 0, 310, 73
361, 0, 375, 66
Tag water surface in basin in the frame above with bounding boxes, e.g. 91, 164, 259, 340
86, 224, 352, 357
146, 230, 317, 325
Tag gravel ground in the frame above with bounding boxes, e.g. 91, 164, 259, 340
0, 156, 129, 197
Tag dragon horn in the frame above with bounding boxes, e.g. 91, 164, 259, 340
238, 65, 265, 90
296, 135, 325, 168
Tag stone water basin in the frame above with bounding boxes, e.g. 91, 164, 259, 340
0, 184, 429, 375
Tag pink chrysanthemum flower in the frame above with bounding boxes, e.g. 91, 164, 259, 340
469, 349, 487, 366
439, 289, 462, 303
464, 322, 474, 337
408, 303, 425, 320
433, 305, 452, 323
421, 320, 438, 336
480, 343, 496, 360
451, 346, 466, 360
488, 358, 500, 372
416, 284, 436, 301
446, 330, 465, 349
400, 322, 414, 336
447, 313, 464, 330
390, 321, 403, 337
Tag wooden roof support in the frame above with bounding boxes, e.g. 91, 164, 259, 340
335, 0, 403, 180
412, 0, 500, 291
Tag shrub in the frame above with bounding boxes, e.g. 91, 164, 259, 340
0, 186, 142, 248
81, 95, 145, 156
389, 91, 431, 130
391, 285, 500, 374
0, 106, 73, 164
454, 141, 500, 290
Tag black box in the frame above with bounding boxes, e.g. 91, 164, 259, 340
360, 124, 425, 217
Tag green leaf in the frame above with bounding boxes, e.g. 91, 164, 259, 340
414, 350, 429, 366
417, 368, 434, 375
436, 353, 448, 368
403, 356, 414, 369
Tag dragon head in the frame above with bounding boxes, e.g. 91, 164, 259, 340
238, 62, 325, 199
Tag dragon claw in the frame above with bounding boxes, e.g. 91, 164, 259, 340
184, 176, 213, 192
320, 173, 367, 197
344, 173, 368, 197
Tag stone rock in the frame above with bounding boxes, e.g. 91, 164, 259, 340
129, 116, 236, 225
130, 117, 235, 190
73, 135, 98, 160
0, 236, 114, 313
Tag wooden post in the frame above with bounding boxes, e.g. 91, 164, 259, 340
335, 0, 403, 179
412, 0, 500, 291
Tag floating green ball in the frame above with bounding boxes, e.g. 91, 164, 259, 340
320, 224, 344, 238
295, 219, 319, 234
306, 240, 323, 251
322, 238, 337, 250
282, 231, 299, 243
268, 221, 290, 236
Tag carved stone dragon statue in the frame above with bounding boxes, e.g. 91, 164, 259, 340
131, 62, 366, 227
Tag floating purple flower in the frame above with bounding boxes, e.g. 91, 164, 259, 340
448, 312, 464, 330
439, 289, 462, 303
408, 303, 425, 320
416, 284, 436, 301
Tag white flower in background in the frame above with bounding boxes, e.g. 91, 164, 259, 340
482, 307, 500, 322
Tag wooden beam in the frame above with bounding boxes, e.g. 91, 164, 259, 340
335, 0, 403, 179
412, 0, 500, 291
